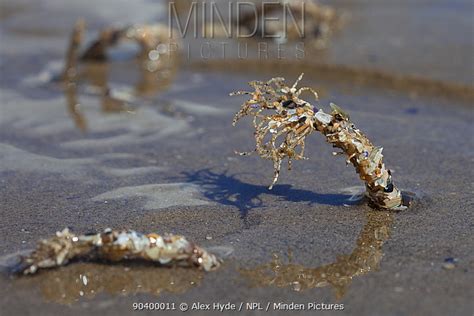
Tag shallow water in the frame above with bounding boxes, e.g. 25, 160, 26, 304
0, 1, 473, 315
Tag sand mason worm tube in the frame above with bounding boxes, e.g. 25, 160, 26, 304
236, 0, 343, 48
18, 228, 221, 275
231, 74, 405, 210
80, 23, 179, 72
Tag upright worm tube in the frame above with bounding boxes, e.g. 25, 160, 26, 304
231, 74, 405, 210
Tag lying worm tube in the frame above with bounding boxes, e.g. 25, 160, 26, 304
18, 228, 221, 275
231, 73, 405, 210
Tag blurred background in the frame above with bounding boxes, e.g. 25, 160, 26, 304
0, 1, 473, 315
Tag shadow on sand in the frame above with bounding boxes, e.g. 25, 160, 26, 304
182, 169, 359, 218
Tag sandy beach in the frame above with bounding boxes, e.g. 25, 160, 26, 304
0, 1, 473, 315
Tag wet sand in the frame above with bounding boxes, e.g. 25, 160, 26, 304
0, 1, 473, 315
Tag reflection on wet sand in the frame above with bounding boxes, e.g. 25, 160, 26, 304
62, 21, 179, 131
64, 62, 178, 131
240, 210, 393, 299
30, 263, 203, 305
